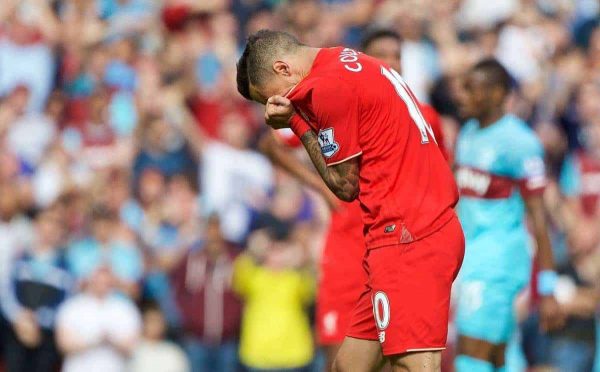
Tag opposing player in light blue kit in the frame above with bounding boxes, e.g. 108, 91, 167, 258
453, 59, 565, 372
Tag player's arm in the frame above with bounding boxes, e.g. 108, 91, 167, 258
524, 194, 557, 273
258, 131, 340, 209
265, 95, 360, 202
298, 130, 360, 202
523, 194, 566, 332
516, 145, 566, 332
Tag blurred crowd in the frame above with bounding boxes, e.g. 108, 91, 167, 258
0, 0, 599, 371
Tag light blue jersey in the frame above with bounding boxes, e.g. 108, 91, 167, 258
454, 114, 546, 344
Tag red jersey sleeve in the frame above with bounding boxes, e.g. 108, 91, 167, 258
311, 79, 362, 166
274, 128, 303, 148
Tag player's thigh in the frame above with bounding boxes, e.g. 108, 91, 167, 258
456, 335, 496, 361
455, 278, 523, 344
338, 268, 383, 372
456, 335, 507, 369
388, 350, 441, 372
333, 336, 384, 372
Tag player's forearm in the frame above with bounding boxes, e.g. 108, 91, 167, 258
527, 196, 556, 272
299, 131, 359, 202
534, 222, 555, 272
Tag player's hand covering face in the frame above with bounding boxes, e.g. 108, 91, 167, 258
265, 95, 295, 129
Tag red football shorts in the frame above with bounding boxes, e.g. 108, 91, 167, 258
316, 206, 366, 345
347, 214, 465, 356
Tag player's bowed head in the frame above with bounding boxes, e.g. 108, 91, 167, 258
236, 30, 320, 129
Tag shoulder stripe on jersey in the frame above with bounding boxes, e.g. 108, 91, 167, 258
456, 165, 514, 199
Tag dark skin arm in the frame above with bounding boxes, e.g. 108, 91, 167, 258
524, 194, 566, 332
264, 95, 360, 202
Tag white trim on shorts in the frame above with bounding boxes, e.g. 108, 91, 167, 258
405, 347, 446, 352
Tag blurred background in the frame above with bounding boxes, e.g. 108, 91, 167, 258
0, 0, 599, 371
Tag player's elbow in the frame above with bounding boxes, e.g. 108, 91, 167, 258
328, 158, 360, 202
334, 184, 359, 202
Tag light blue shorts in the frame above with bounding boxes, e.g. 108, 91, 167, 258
455, 277, 527, 344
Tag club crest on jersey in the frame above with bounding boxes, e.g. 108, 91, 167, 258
323, 311, 338, 335
317, 128, 339, 158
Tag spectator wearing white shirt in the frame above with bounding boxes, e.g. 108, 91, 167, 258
201, 115, 273, 243
55, 266, 141, 372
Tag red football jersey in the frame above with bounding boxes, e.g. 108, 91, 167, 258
287, 47, 458, 249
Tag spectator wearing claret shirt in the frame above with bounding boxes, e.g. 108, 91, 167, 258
550, 114, 600, 372
171, 215, 242, 372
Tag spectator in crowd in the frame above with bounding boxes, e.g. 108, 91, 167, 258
0, 183, 20, 372
55, 266, 141, 372
171, 214, 242, 372
201, 113, 274, 243
233, 227, 315, 372
0, 206, 74, 372
129, 301, 190, 372
4, 86, 59, 172
125, 167, 167, 234
0, 0, 59, 112
141, 175, 202, 327
547, 114, 600, 371
132, 112, 198, 185
67, 205, 143, 298
0, 182, 34, 289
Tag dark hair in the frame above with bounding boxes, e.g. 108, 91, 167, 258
236, 46, 251, 100
360, 28, 401, 51
472, 58, 513, 93
236, 30, 303, 100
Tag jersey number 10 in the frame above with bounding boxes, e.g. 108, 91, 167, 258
381, 67, 436, 144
